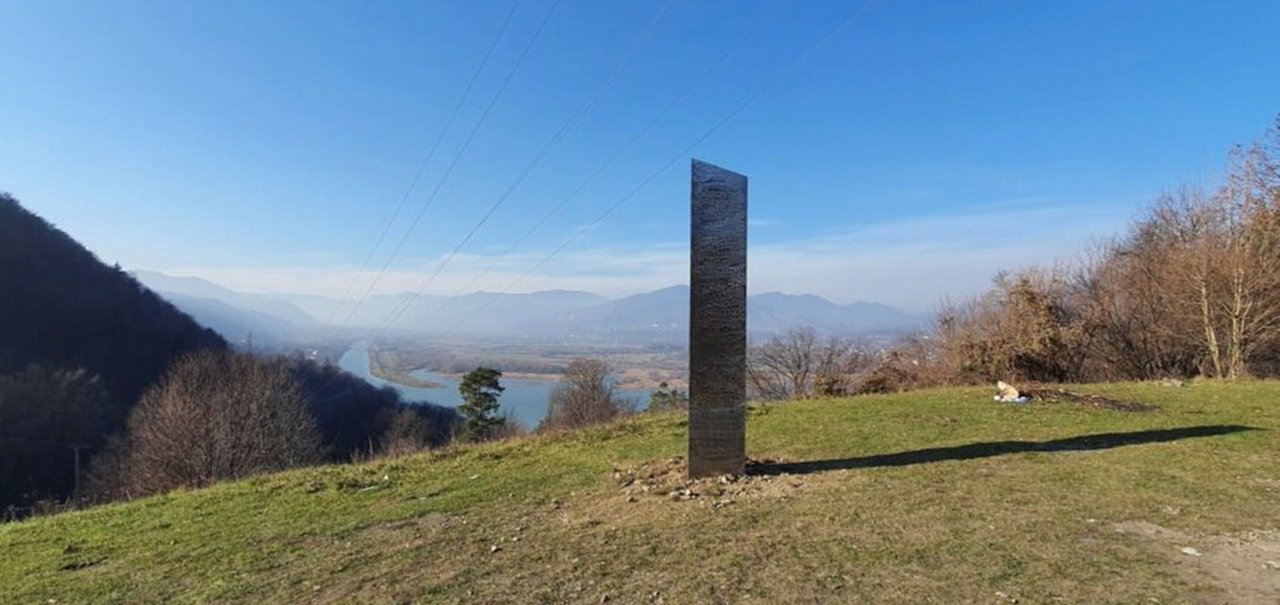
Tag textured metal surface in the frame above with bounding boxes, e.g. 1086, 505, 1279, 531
688, 159, 747, 478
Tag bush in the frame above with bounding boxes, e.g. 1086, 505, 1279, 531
542, 359, 633, 431
95, 351, 322, 497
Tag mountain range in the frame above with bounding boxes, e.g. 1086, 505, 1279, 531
134, 272, 924, 344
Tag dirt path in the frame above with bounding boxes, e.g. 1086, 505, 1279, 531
1113, 521, 1280, 604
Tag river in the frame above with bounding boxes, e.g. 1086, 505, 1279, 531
337, 343, 649, 429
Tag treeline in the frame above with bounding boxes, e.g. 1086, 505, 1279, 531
0, 193, 457, 516
1, 348, 460, 516
741, 118, 1280, 399
870, 117, 1280, 390
87, 350, 458, 499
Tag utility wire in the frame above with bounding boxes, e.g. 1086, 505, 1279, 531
459, 2, 872, 322
316, 0, 524, 338
418, 19, 757, 324
329, 0, 562, 337
370, 0, 676, 337
313, 0, 561, 395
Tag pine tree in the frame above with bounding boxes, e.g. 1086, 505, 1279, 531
458, 367, 505, 442
647, 381, 688, 412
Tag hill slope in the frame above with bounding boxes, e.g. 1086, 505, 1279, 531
132, 271, 316, 343
0, 194, 225, 403
0, 192, 226, 507
2, 382, 1278, 604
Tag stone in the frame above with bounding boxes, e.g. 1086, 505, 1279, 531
689, 159, 747, 479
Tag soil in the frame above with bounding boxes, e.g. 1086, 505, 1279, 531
1113, 520, 1280, 604
612, 457, 805, 508
1023, 386, 1157, 412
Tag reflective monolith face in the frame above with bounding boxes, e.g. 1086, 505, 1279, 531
688, 159, 747, 478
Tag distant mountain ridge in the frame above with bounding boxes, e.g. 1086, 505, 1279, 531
132, 270, 316, 344
138, 272, 923, 342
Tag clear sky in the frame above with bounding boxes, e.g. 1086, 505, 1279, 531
2, 0, 1278, 311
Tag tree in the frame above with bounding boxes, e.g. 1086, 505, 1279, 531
0, 366, 118, 508
747, 327, 872, 400
378, 408, 437, 458
96, 351, 322, 497
458, 367, 505, 442
542, 359, 633, 431
647, 381, 688, 412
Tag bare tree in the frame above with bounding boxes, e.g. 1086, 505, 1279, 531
98, 351, 322, 497
541, 359, 632, 431
377, 408, 436, 459
747, 327, 873, 400
873, 116, 1280, 387
1141, 182, 1280, 378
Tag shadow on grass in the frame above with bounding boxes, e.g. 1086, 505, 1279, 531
747, 425, 1262, 476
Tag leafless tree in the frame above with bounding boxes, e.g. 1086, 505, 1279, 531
377, 408, 436, 459
541, 359, 633, 431
872, 116, 1280, 387
1139, 182, 1280, 378
97, 351, 322, 497
747, 327, 874, 400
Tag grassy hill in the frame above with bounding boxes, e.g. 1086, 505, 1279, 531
3, 382, 1278, 604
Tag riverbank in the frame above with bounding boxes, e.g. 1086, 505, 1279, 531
367, 347, 444, 389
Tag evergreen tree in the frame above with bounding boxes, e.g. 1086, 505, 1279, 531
458, 367, 505, 442
647, 381, 688, 412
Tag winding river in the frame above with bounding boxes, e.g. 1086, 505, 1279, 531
337, 343, 648, 429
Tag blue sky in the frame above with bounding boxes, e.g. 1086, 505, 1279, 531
2, 0, 1278, 311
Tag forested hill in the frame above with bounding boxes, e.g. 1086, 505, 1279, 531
0, 192, 458, 512
0, 192, 226, 401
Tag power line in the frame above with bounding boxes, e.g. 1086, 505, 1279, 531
329, 0, 563, 337
417, 19, 758, 325
316, 1, 524, 336
311, 0, 562, 397
318, 1, 872, 395
459, 1, 872, 322
370, 0, 676, 337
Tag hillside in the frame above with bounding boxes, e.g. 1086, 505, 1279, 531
132, 270, 316, 344
0, 194, 225, 404
0, 194, 456, 511
3, 382, 1278, 604
0, 192, 226, 508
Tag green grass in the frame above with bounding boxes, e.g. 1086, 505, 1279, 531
3, 382, 1279, 604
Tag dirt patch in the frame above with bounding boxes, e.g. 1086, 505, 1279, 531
1024, 387, 1157, 412
612, 457, 805, 508
1113, 520, 1280, 604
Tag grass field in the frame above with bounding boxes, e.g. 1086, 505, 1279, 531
2, 382, 1278, 604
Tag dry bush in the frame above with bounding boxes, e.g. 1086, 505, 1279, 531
541, 359, 634, 431
883, 118, 1280, 388
857, 333, 956, 394
377, 408, 438, 459
938, 268, 1091, 384
747, 327, 875, 400
95, 351, 322, 498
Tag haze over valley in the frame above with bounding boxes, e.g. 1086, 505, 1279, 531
132, 269, 923, 346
